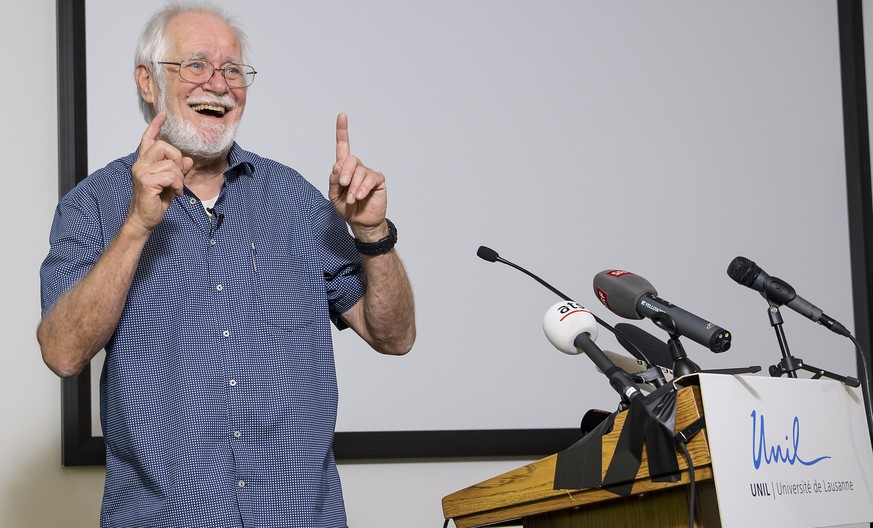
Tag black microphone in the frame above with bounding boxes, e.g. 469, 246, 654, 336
593, 270, 732, 353
476, 245, 500, 263
727, 256, 850, 337
477, 245, 571, 300
206, 207, 224, 230
613, 322, 674, 371
476, 245, 659, 369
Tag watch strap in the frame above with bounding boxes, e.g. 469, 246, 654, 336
354, 219, 397, 255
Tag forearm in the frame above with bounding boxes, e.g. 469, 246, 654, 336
354, 249, 416, 355
328, 114, 415, 354
38, 221, 151, 377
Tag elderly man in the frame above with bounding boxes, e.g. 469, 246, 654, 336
38, 3, 415, 527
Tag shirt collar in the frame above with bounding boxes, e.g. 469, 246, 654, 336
226, 143, 255, 179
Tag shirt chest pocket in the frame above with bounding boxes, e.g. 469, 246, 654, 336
253, 252, 322, 332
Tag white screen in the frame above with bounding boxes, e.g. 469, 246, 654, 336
86, 0, 854, 434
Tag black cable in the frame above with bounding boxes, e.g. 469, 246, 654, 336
442, 518, 450, 528
674, 417, 704, 528
848, 334, 873, 446
678, 441, 696, 528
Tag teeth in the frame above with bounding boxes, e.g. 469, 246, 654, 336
191, 104, 226, 115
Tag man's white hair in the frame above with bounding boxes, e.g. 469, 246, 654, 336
134, 1, 251, 123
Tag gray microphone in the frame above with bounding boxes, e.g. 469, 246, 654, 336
593, 270, 732, 353
727, 256, 850, 337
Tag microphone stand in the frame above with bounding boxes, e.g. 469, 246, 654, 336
651, 312, 701, 377
765, 300, 860, 387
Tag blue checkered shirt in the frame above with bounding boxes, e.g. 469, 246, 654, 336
40, 143, 366, 528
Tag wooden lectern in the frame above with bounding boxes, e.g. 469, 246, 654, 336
442, 386, 719, 528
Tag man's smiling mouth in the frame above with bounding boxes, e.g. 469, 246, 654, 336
190, 104, 227, 117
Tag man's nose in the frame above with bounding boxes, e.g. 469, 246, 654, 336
202, 69, 230, 93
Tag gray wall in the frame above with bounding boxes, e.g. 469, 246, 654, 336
2, 1, 863, 526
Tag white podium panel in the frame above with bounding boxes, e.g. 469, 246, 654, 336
695, 374, 873, 528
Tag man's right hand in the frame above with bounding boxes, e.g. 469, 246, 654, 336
129, 111, 193, 233
38, 112, 195, 377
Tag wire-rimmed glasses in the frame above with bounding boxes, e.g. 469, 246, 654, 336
157, 59, 257, 88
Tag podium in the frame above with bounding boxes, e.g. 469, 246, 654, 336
442, 386, 716, 528
442, 375, 873, 528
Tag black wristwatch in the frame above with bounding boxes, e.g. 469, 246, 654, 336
354, 219, 397, 255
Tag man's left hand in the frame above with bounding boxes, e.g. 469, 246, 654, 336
329, 113, 389, 241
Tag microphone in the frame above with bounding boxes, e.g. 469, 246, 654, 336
476, 245, 661, 371
206, 207, 224, 230
727, 256, 851, 337
543, 300, 643, 405
593, 270, 732, 353
476, 245, 500, 262
613, 322, 674, 371
477, 245, 571, 300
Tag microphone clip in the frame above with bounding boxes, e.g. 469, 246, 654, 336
758, 276, 796, 307
650, 312, 702, 377
207, 207, 224, 230
630, 366, 670, 388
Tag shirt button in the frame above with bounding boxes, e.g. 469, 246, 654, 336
189, 197, 197, 205
210, 238, 217, 246
238, 480, 246, 488
234, 430, 242, 438
223, 330, 230, 337
229, 379, 237, 387
216, 284, 224, 292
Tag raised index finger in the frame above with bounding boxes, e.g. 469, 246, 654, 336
335, 112, 350, 162
139, 110, 167, 155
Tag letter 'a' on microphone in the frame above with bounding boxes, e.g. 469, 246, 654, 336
542, 300, 599, 354
542, 300, 643, 404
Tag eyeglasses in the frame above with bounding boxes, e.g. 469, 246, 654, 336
157, 59, 257, 88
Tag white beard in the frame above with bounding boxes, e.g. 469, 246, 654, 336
157, 89, 240, 160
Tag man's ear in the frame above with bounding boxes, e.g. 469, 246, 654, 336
135, 64, 157, 106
